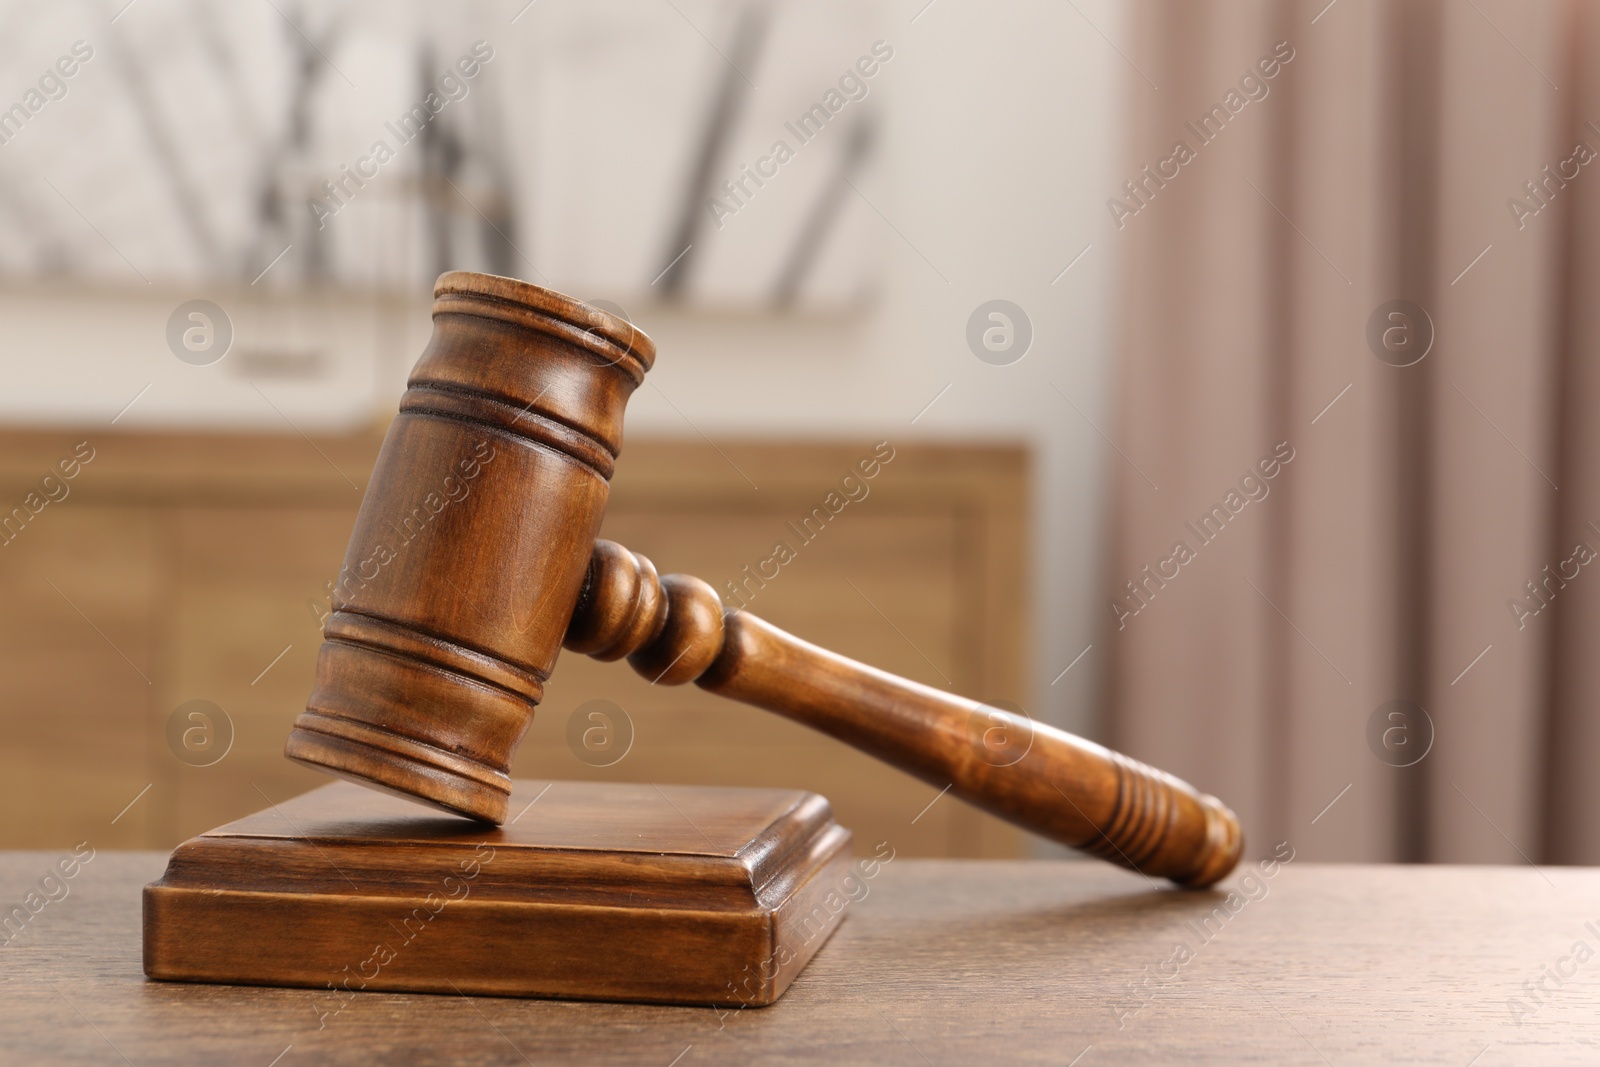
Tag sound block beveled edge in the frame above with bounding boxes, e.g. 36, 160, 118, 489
143, 780, 855, 1007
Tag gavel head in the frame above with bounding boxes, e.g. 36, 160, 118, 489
284, 272, 654, 822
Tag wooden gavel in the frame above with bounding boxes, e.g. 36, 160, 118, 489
284, 272, 1242, 888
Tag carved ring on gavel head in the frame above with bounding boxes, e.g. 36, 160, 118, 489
284, 272, 1243, 889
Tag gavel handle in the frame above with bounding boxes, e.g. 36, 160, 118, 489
564, 541, 1242, 888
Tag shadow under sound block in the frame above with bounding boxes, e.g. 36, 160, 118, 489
143, 779, 853, 1007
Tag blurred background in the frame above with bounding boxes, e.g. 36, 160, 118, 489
1, 0, 1592, 868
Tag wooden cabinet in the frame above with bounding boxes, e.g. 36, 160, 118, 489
0, 431, 1028, 856
163, 507, 361, 845
0, 505, 161, 849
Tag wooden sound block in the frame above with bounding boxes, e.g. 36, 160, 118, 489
143, 779, 854, 1007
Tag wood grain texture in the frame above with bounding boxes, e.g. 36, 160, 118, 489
284, 274, 656, 823
7, 853, 1599, 1065
144, 780, 853, 1006
568, 541, 1240, 887
0, 428, 1030, 860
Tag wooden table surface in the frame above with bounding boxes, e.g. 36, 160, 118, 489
1, 852, 1595, 1065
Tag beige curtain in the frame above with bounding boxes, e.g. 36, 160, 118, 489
1105, 0, 1600, 863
